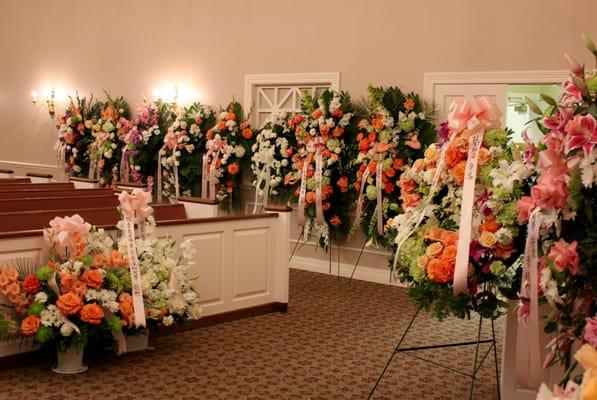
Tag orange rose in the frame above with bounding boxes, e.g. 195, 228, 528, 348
206, 129, 214, 139
22, 274, 41, 293
216, 121, 227, 131
426, 241, 444, 257
59, 273, 77, 294
452, 160, 467, 186
359, 138, 371, 152
330, 215, 341, 227
417, 255, 429, 269
225, 112, 236, 121
312, 109, 322, 119
424, 227, 447, 242
441, 245, 457, 261
331, 108, 343, 118
57, 292, 83, 315
20, 315, 41, 336
478, 147, 492, 165
119, 293, 134, 324
321, 185, 333, 200
332, 127, 344, 138
227, 163, 240, 176
479, 231, 498, 248
384, 167, 395, 178
479, 219, 501, 234
337, 176, 349, 193
393, 158, 404, 170
400, 192, 421, 208
80, 303, 104, 325
65, 131, 76, 144
427, 259, 455, 283
81, 269, 104, 289
305, 191, 316, 205
319, 125, 329, 138
443, 232, 459, 246
445, 145, 466, 169
241, 128, 253, 140
93, 252, 107, 268
398, 175, 416, 194
372, 118, 384, 131
109, 250, 128, 267
384, 182, 394, 194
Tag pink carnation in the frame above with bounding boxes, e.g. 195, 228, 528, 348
547, 239, 580, 275
583, 316, 597, 347
516, 196, 535, 223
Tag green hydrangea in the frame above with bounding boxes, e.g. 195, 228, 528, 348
154, 265, 169, 281
478, 164, 494, 186
101, 121, 115, 133
483, 128, 509, 148
27, 301, 44, 316
379, 129, 393, 142
399, 118, 415, 133
398, 236, 426, 282
496, 202, 518, 226
326, 138, 341, 152
492, 187, 511, 202
365, 185, 377, 200
306, 178, 316, 191
107, 316, 122, 334
383, 157, 393, 169
35, 326, 53, 343
35, 265, 54, 281
79, 255, 93, 266
489, 260, 506, 276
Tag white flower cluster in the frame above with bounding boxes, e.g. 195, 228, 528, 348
85, 288, 119, 313
40, 305, 64, 328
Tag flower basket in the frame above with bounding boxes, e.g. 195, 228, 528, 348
124, 329, 149, 353
53, 346, 87, 374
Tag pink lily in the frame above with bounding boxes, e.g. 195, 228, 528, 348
564, 53, 584, 77
564, 113, 597, 156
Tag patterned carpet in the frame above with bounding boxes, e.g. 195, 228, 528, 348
0, 269, 502, 400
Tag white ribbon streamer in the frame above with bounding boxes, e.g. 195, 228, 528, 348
453, 129, 484, 295
515, 208, 543, 389
375, 161, 383, 236
252, 163, 271, 214
297, 158, 309, 228
353, 167, 371, 227
123, 216, 147, 329
314, 150, 324, 226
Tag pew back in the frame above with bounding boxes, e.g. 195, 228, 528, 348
0, 182, 74, 191
0, 195, 119, 213
0, 188, 114, 199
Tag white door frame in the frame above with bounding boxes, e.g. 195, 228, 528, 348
423, 70, 569, 105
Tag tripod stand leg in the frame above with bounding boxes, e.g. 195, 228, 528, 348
469, 316, 484, 400
288, 231, 304, 262
348, 238, 367, 283
337, 241, 340, 279
328, 243, 332, 274
491, 319, 501, 400
367, 308, 421, 399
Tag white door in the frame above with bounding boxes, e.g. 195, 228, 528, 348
433, 83, 508, 123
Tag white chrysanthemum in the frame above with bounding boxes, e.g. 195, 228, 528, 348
495, 227, 514, 245
180, 240, 197, 260
162, 315, 174, 326
41, 305, 63, 327
34, 292, 48, 304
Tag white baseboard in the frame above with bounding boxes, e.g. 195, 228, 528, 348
290, 255, 405, 287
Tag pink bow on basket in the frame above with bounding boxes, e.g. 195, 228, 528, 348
447, 97, 503, 133
118, 189, 153, 224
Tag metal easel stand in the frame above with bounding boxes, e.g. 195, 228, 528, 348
348, 238, 368, 283
367, 308, 501, 400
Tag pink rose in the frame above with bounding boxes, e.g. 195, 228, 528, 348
531, 172, 569, 210
516, 196, 535, 223
547, 239, 580, 275
584, 316, 597, 347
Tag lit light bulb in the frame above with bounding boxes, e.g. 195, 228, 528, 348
31, 90, 38, 104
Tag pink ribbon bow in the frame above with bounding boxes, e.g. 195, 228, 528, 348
118, 189, 153, 223
447, 97, 503, 134
163, 131, 178, 151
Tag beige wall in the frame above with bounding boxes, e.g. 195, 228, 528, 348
1, 0, 596, 167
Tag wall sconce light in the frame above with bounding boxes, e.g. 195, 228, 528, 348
151, 84, 201, 108
32, 87, 57, 118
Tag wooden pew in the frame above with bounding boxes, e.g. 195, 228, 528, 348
0, 203, 186, 233
0, 178, 31, 184
0, 169, 14, 178
69, 177, 99, 189
0, 182, 74, 191
0, 188, 113, 199
25, 173, 53, 183
0, 195, 119, 213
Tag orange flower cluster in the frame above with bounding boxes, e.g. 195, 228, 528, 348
444, 129, 492, 186
0, 265, 31, 314
418, 227, 459, 284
